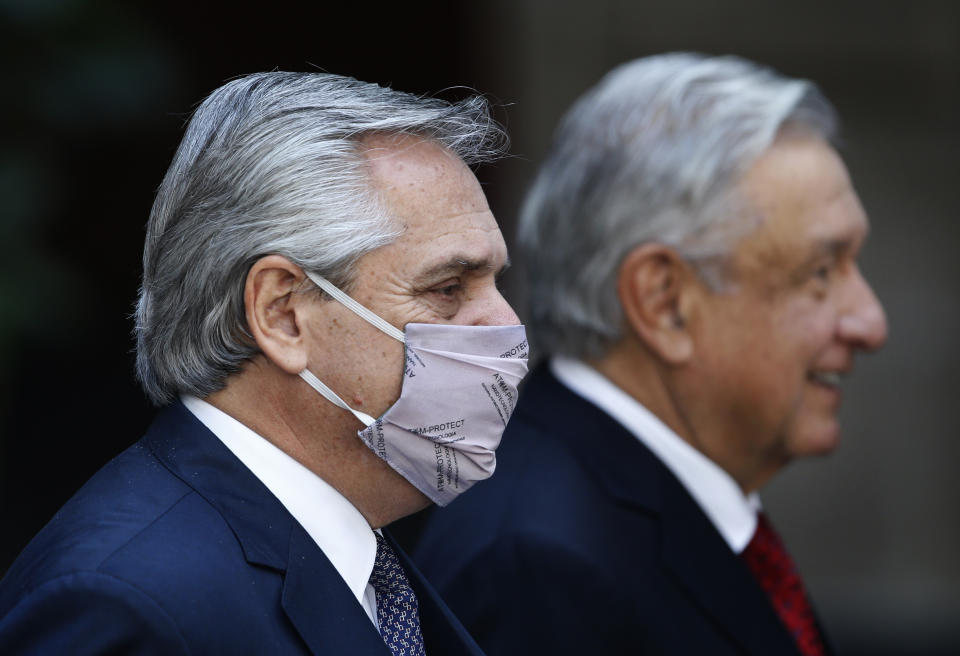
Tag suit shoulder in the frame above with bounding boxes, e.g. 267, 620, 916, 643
0, 570, 190, 655
0, 440, 230, 611
416, 409, 659, 587
423, 525, 637, 653
444, 407, 640, 536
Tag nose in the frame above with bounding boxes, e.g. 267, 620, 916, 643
464, 283, 520, 326
484, 286, 521, 326
838, 266, 888, 352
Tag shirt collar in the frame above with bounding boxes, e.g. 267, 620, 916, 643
181, 395, 376, 604
550, 356, 760, 553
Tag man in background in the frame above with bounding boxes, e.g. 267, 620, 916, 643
0, 71, 528, 654
415, 53, 887, 654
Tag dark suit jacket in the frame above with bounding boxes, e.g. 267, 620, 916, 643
413, 364, 819, 655
0, 401, 483, 655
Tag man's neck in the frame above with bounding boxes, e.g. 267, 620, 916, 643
589, 343, 694, 451
205, 361, 430, 528
589, 343, 777, 495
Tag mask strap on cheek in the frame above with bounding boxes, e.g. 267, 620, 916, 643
303, 271, 405, 344
299, 369, 377, 427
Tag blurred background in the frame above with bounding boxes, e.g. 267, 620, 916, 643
1, 1, 957, 653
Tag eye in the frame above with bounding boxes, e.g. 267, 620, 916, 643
811, 256, 839, 282
429, 280, 463, 297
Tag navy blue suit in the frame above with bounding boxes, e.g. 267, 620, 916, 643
414, 364, 817, 655
0, 402, 483, 655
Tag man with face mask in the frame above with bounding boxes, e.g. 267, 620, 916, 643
0, 72, 527, 655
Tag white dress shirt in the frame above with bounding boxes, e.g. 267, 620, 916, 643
550, 356, 760, 553
181, 395, 380, 627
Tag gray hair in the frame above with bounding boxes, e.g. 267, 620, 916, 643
136, 71, 507, 406
518, 53, 837, 359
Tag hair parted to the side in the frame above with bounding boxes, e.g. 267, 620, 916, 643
518, 53, 838, 360
135, 71, 507, 406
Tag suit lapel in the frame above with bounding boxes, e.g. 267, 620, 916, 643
144, 402, 390, 655
283, 525, 389, 655
657, 481, 800, 655
384, 531, 485, 656
523, 365, 801, 655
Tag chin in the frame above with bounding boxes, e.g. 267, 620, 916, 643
790, 420, 842, 458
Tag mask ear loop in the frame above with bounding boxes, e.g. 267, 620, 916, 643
297, 270, 404, 427
303, 271, 405, 344
299, 369, 377, 427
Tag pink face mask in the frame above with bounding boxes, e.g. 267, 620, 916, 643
298, 272, 529, 506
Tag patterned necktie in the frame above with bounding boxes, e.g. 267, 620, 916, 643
369, 532, 426, 656
741, 512, 826, 656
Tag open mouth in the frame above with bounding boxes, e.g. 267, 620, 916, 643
808, 371, 842, 388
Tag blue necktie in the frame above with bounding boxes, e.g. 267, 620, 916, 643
370, 532, 426, 656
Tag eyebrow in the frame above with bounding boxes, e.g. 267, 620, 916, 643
793, 237, 860, 278
780, 235, 835, 269
414, 254, 511, 284
812, 238, 851, 259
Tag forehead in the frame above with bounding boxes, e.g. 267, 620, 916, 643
358, 134, 505, 275
733, 136, 868, 278
362, 134, 492, 227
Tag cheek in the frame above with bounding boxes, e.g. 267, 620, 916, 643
770, 300, 835, 361
356, 339, 406, 403
697, 293, 810, 396
719, 304, 814, 411
319, 328, 406, 415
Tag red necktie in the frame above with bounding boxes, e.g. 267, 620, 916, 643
741, 512, 826, 656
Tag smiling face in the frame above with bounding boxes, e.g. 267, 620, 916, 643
684, 135, 887, 490
303, 134, 519, 421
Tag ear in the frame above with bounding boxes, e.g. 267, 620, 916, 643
245, 255, 313, 375
617, 244, 696, 365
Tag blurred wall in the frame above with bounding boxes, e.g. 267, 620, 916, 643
2, 1, 957, 654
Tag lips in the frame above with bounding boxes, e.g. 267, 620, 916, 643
808, 370, 842, 387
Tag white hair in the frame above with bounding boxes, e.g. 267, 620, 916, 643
136, 71, 507, 406
518, 53, 837, 359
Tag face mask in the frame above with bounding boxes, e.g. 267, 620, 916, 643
298, 272, 529, 506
